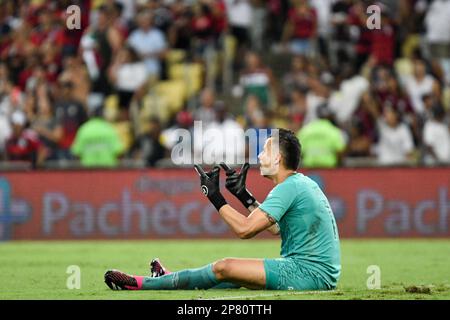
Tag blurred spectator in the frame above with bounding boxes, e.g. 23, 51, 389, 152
310, 0, 333, 59
108, 46, 148, 120
225, 0, 252, 71
114, 0, 136, 23
0, 2, 12, 52
352, 91, 379, 145
266, 0, 288, 45
423, 105, 450, 165
345, 117, 372, 158
29, 7, 64, 53
71, 107, 124, 167
424, 0, 450, 85
129, 116, 166, 167
297, 104, 346, 168
40, 42, 62, 85
369, 5, 396, 66
282, 0, 317, 57
210, 0, 227, 40
199, 101, 245, 164
193, 87, 217, 126
303, 76, 330, 125
374, 72, 415, 116
58, 54, 91, 108
54, 80, 88, 159
58, 0, 90, 56
80, 5, 123, 104
250, 0, 267, 52
0, 68, 12, 154
21, 56, 48, 93
287, 86, 307, 133
235, 51, 276, 109
347, 1, 372, 70
0, 64, 20, 130
422, 92, 444, 121
5, 110, 41, 168
190, 1, 215, 59
127, 9, 168, 79
424, 0, 450, 61
244, 94, 265, 128
225, 0, 252, 53
0, 122, 10, 159
0, 80, 24, 118
244, 94, 272, 161
29, 83, 63, 162
403, 58, 440, 116
108, 1, 131, 41
374, 71, 420, 144
374, 107, 415, 165
146, 0, 174, 33
167, 0, 193, 51
90, 4, 124, 55
329, 0, 354, 67
281, 55, 309, 102
328, 63, 369, 125
161, 109, 194, 148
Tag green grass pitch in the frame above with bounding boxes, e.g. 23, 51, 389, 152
0, 239, 449, 300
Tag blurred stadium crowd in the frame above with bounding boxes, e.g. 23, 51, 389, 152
0, 0, 449, 169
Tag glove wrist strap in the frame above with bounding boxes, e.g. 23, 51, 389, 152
238, 189, 256, 209
209, 192, 227, 211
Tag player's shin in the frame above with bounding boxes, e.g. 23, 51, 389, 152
140, 263, 220, 290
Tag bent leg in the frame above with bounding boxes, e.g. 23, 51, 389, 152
137, 258, 267, 290
151, 260, 241, 290
212, 258, 266, 290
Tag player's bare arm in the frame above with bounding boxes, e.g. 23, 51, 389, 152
220, 162, 280, 236
249, 201, 280, 235
218, 205, 273, 239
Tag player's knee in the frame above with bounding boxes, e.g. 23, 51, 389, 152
212, 258, 233, 281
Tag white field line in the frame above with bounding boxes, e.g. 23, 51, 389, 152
200, 290, 336, 300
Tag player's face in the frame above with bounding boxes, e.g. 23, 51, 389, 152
258, 138, 280, 177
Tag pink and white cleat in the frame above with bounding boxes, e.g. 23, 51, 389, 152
149, 258, 171, 277
104, 269, 143, 290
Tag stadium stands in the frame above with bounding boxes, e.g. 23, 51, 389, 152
0, 0, 449, 169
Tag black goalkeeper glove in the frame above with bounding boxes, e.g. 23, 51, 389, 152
220, 162, 256, 209
194, 164, 227, 211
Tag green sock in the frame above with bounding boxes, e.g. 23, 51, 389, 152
141, 264, 219, 290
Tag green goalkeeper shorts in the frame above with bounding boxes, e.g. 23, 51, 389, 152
263, 257, 333, 291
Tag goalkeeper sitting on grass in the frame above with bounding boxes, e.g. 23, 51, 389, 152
104, 129, 341, 291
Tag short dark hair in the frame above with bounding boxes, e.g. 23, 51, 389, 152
271, 128, 302, 170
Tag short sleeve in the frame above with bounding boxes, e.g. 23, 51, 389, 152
259, 180, 297, 222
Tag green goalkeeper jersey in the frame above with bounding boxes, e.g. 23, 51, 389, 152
259, 172, 341, 287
